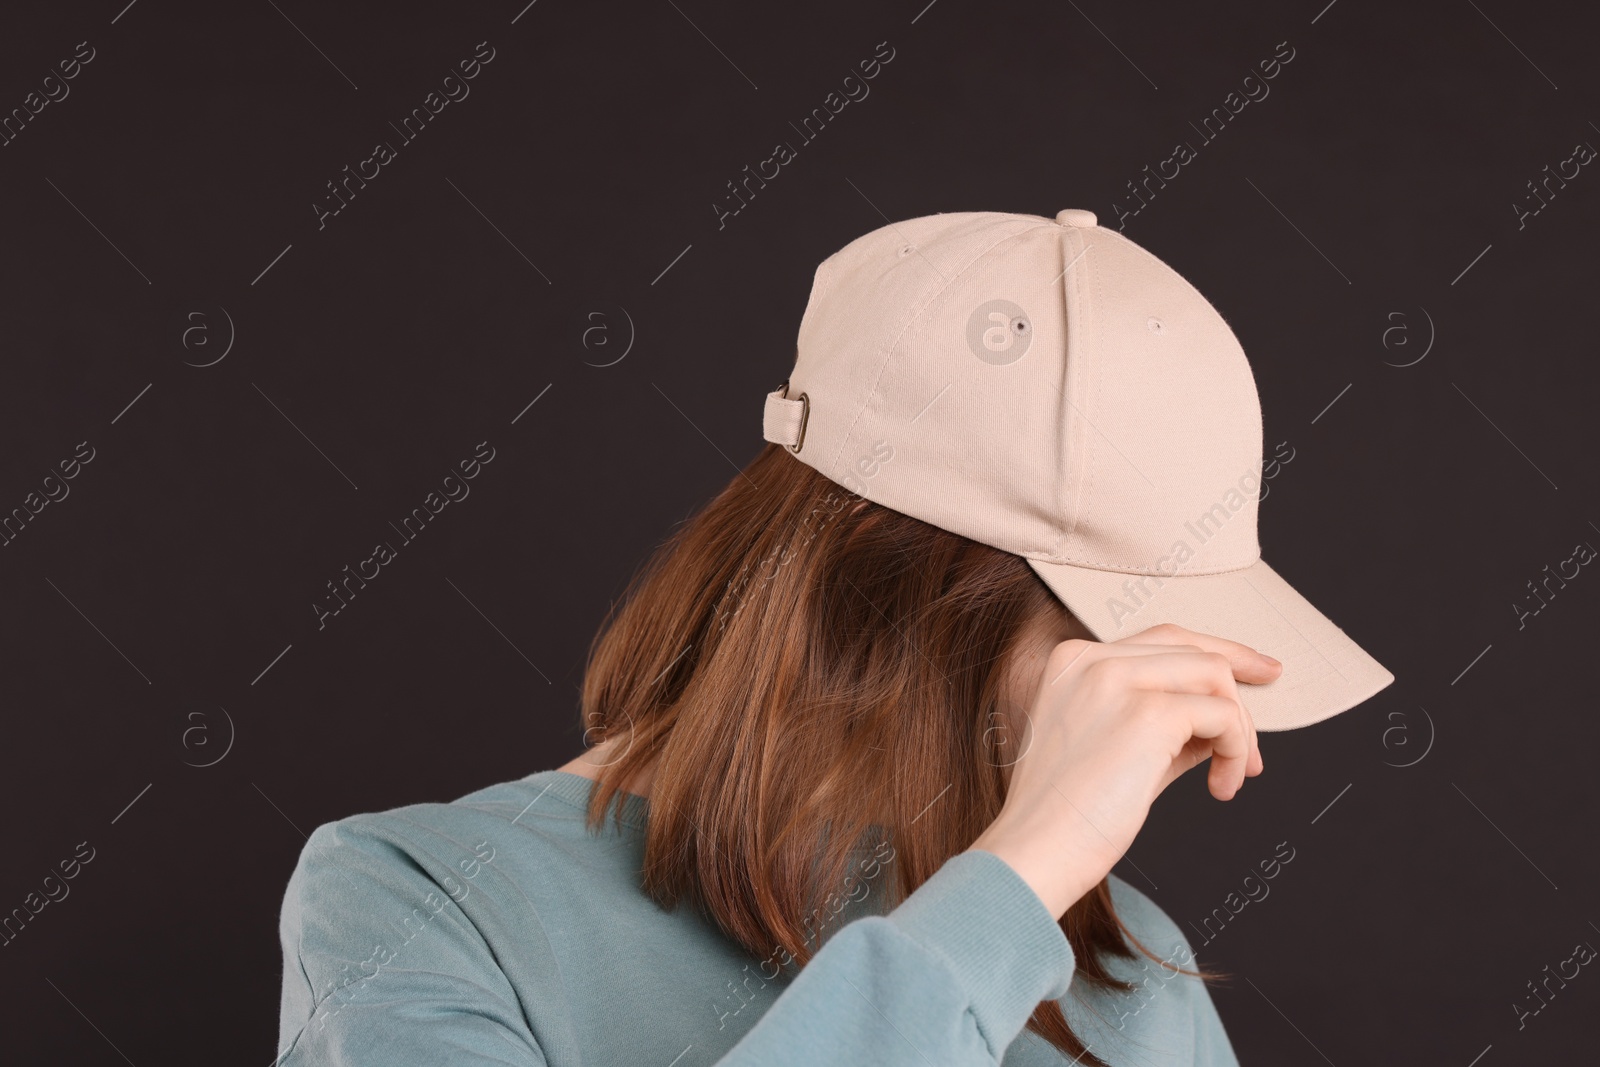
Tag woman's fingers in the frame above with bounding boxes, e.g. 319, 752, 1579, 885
974, 626, 1276, 919
1132, 691, 1253, 800
1081, 649, 1249, 700
1116, 623, 1273, 779
1065, 646, 1262, 801
1045, 639, 1266, 787
1116, 622, 1283, 686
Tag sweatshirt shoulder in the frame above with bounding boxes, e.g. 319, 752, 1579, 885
279, 775, 586, 917
273, 779, 562, 1061
1068, 877, 1240, 1065
1104, 872, 1197, 965
298, 776, 576, 852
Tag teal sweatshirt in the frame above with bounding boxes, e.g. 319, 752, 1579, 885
275, 769, 1238, 1065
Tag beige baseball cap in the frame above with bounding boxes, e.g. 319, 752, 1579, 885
761, 208, 1393, 731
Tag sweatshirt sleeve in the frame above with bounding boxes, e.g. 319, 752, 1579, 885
716, 847, 1078, 1065
275, 820, 1074, 1066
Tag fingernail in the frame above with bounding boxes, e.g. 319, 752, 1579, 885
1259, 653, 1281, 667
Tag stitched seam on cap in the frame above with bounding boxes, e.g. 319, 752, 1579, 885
1030, 549, 1261, 574
1047, 231, 1074, 558
1054, 227, 1098, 560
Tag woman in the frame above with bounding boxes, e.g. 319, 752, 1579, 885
274, 208, 1391, 1065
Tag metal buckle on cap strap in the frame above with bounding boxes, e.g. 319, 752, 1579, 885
763, 380, 809, 453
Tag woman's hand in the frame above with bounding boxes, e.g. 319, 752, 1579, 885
967, 622, 1281, 919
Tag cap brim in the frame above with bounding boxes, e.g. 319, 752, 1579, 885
1025, 556, 1393, 731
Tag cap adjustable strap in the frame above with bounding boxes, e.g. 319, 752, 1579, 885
762, 381, 809, 453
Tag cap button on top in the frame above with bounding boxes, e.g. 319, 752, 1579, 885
1055, 208, 1097, 227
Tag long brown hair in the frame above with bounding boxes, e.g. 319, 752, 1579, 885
578, 442, 1218, 1063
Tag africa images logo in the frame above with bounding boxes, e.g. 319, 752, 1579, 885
966, 299, 1032, 365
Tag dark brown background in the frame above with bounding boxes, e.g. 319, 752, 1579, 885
2, 0, 1596, 1062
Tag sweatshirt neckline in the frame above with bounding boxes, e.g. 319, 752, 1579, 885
529, 769, 650, 831
524, 769, 891, 853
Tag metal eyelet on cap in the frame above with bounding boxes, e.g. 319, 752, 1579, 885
777, 379, 810, 453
